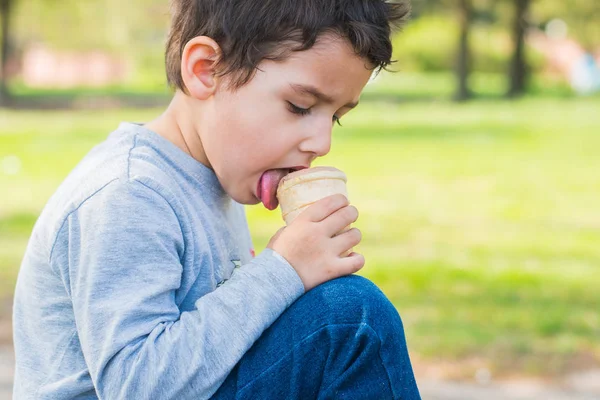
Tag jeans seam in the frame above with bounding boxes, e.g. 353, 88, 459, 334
367, 324, 396, 399
320, 323, 396, 398
237, 322, 368, 395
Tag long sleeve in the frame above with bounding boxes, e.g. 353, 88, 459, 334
50, 179, 304, 399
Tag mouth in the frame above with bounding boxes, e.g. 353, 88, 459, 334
287, 166, 309, 174
257, 166, 308, 210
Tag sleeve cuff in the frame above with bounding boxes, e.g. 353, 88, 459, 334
249, 248, 305, 305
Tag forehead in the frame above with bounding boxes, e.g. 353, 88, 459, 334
289, 33, 371, 68
257, 34, 374, 101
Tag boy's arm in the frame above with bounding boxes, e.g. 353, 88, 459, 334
51, 180, 304, 399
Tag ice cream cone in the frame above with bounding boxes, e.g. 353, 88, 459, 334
277, 166, 353, 256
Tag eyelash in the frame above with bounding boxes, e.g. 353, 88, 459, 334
287, 102, 343, 126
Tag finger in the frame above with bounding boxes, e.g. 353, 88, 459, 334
322, 205, 359, 237
331, 228, 362, 256
297, 194, 349, 223
333, 252, 366, 276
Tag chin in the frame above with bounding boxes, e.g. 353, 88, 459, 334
230, 192, 261, 206
244, 198, 262, 206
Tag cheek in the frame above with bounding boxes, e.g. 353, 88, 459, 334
210, 92, 301, 171
222, 109, 291, 153
214, 98, 267, 142
206, 117, 262, 175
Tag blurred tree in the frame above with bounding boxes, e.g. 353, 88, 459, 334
507, 0, 530, 97
410, 0, 478, 101
455, 0, 473, 100
0, 0, 12, 105
408, 0, 599, 98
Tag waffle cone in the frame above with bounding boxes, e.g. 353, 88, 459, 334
277, 166, 353, 256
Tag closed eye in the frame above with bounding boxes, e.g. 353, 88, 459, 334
287, 102, 311, 116
287, 102, 342, 126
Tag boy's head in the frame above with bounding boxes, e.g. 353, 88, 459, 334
163, 0, 409, 209
166, 0, 409, 91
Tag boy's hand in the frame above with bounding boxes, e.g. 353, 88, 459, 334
267, 194, 365, 291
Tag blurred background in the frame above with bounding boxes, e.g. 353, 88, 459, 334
1, 0, 599, 399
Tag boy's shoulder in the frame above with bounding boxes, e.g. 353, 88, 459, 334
50, 123, 174, 212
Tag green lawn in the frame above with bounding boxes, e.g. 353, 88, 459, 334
1, 76, 599, 377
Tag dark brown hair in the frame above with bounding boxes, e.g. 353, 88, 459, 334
166, 0, 411, 91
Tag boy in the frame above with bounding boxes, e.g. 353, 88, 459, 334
13, 0, 421, 398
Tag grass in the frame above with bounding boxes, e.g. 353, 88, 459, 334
1, 74, 599, 377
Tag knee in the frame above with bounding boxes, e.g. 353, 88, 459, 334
308, 275, 404, 332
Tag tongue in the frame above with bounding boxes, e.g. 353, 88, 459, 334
260, 169, 289, 210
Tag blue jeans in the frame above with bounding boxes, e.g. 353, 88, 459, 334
212, 275, 421, 399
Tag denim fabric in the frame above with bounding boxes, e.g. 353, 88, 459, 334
213, 275, 421, 400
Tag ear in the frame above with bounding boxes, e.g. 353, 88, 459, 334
181, 36, 221, 100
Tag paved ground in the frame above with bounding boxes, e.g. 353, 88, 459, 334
419, 378, 600, 400
1, 345, 599, 400
0, 347, 13, 400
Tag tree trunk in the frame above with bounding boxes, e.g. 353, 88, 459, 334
507, 0, 530, 98
0, 0, 12, 106
455, 0, 472, 101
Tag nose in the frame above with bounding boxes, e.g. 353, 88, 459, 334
299, 125, 332, 158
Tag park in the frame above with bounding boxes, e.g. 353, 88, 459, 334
1, 0, 599, 398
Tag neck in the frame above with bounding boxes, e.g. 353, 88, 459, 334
144, 92, 212, 169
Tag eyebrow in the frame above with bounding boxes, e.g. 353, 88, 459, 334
289, 83, 359, 109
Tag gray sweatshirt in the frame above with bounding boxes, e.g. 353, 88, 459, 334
12, 122, 305, 399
